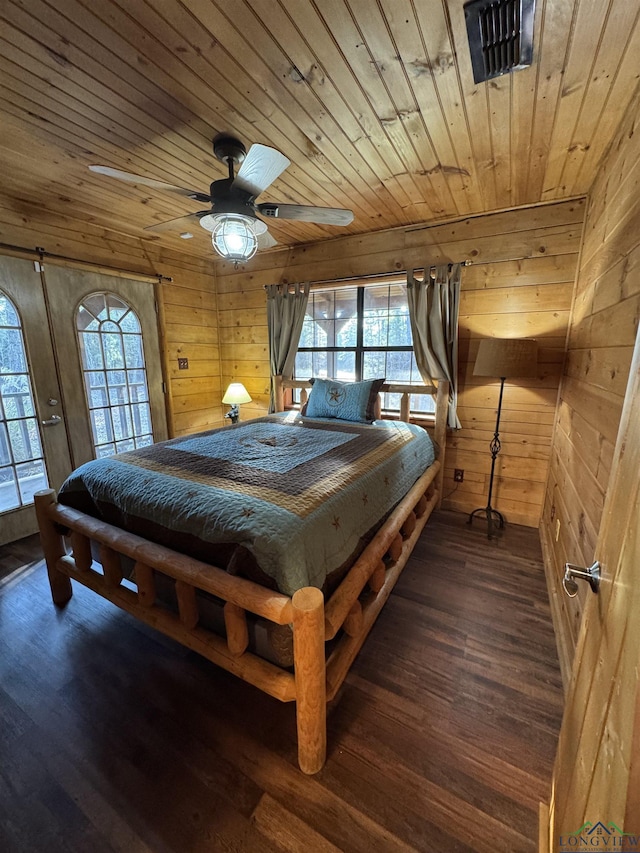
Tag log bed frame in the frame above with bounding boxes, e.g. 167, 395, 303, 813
35, 376, 449, 774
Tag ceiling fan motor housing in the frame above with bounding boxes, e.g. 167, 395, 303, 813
212, 134, 247, 167
203, 177, 265, 230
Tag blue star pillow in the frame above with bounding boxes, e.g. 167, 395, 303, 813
304, 377, 385, 424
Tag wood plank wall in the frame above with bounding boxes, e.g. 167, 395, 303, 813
159, 268, 221, 437
539, 86, 640, 687
214, 199, 584, 528
0, 211, 221, 438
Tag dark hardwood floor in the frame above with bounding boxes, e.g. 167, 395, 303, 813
0, 532, 40, 584
0, 511, 563, 853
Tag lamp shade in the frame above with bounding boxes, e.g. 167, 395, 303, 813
222, 382, 252, 405
473, 338, 538, 379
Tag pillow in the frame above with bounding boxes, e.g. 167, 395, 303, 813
304, 378, 385, 424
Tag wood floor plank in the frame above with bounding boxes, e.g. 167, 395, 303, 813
0, 533, 41, 584
0, 510, 563, 852
251, 793, 345, 853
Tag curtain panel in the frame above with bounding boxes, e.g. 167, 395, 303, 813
406, 263, 462, 429
266, 281, 310, 412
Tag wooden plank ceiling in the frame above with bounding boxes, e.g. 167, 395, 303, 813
0, 0, 639, 265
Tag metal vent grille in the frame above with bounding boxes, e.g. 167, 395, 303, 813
464, 0, 536, 84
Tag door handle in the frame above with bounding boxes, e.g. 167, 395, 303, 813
563, 561, 601, 597
41, 414, 62, 426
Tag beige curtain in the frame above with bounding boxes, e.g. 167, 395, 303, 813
267, 281, 310, 412
406, 263, 462, 429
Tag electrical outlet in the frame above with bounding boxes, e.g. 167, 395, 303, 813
177, 357, 189, 370
454, 469, 464, 482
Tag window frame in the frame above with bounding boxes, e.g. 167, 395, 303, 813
75, 291, 155, 458
293, 276, 434, 418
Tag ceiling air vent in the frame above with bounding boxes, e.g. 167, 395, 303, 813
464, 0, 536, 84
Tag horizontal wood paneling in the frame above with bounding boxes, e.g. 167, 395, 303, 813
215, 210, 584, 290
216, 199, 584, 528
155, 264, 221, 437
540, 83, 640, 685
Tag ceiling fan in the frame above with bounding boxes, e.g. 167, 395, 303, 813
89, 135, 354, 263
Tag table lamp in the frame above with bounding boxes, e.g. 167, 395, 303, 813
222, 382, 252, 424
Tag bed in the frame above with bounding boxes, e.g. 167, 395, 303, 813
35, 375, 449, 773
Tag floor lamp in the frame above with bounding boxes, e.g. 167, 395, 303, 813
468, 338, 538, 539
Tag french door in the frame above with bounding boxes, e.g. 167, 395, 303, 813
0, 256, 72, 543
0, 256, 167, 545
43, 265, 167, 469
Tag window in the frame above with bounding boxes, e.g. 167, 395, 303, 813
76, 293, 154, 458
294, 280, 434, 414
0, 290, 49, 512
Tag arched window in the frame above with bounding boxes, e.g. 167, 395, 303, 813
76, 293, 154, 458
0, 290, 48, 511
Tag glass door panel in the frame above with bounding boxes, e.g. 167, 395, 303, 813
77, 293, 154, 457
0, 256, 73, 544
44, 265, 167, 469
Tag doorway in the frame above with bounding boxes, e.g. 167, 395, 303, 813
0, 255, 167, 545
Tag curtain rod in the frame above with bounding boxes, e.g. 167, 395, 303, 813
0, 241, 173, 283
262, 261, 469, 290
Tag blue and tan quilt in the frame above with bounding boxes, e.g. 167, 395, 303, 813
59, 413, 435, 596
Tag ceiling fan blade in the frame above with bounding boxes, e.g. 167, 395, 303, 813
257, 229, 278, 250
258, 203, 354, 226
144, 212, 208, 233
89, 165, 211, 202
232, 144, 290, 197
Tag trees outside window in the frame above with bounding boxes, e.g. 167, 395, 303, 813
294, 282, 434, 414
76, 293, 154, 458
0, 291, 48, 512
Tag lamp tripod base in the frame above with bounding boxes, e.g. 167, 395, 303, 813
468, 505, 505, 540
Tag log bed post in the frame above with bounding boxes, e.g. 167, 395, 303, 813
292, 587, 326, 774
34, 489, 72, 606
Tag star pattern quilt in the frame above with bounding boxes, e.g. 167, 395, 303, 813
59, 413, 435, 596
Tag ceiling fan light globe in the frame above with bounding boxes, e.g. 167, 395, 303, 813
211, 214, 258, 261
